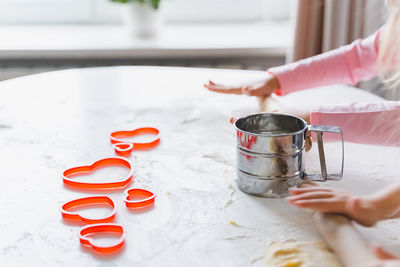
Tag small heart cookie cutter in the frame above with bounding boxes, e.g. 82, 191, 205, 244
112, 143, 134, 157
61, 196, 116, 224
79, 223, 126, 254
110, 127, 160, 151
124, 188, 156, 209
62, 157, 133, 190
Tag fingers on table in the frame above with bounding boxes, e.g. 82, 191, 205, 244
287, 198, 343, 212
204, 80, 269, 96
287, 191, 334, 201
289, 187, 332, 195
287, 189, 343, 212
204, 83, 244, 95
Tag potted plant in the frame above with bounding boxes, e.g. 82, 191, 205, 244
110, 0, 163, 38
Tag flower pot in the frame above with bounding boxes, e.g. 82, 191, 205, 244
122, 2, 163, 38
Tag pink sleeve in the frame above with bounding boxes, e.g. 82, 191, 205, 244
310, 101, 400, 146
268, 30, 381, 95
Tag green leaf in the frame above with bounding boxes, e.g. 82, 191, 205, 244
109, 0, 160, 9
150, 0, 160, 9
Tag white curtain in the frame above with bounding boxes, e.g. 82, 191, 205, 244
288, 0, 387, 62
288, 0, 399, 99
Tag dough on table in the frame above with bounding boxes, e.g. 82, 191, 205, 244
265, 240, 343, 267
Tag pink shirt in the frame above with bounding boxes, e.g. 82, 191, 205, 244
268, 30, 400, 146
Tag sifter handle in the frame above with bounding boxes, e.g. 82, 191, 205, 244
303, 125, 344, 182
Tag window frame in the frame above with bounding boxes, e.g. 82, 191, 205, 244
0, 0, 291, 24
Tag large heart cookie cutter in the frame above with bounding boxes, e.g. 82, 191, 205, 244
124, 188, 156, 209
79, 223, 125, 254
62, 157, 133, 190
110, 127, 160, 150
61, 196, 116, 224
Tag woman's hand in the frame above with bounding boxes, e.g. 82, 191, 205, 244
204, 74, 281, 97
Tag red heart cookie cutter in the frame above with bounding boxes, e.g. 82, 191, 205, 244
61, 196, 116, 224
112, 143, 134, 157
79, 223, 125, 254
110, 127, 160, 150
62, 157, 133, 190
124, 188, 156, 209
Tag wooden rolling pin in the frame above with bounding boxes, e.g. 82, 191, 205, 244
313, 212, 379, 267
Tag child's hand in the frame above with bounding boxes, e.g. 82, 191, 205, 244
204, 74, 280, 97
286, 185, 381, 227
363, 246, 400, 267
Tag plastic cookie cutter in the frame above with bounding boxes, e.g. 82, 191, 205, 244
61, 196, 116, 224
62, 157, 133, 190
79, 223, 126, 254
112, 143, 134, 157
124, 188, 157, 209
110, 127, 160, 151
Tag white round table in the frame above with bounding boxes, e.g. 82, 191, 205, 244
0, 66, 398, 266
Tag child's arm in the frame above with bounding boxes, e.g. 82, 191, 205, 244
205, 30, 381, 97
287, 182, 400, 227
269, 30, 381, 95
310, 101, 400, 146
368, 182, 400, 220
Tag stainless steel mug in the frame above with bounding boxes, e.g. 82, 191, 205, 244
234, 113, 344, 197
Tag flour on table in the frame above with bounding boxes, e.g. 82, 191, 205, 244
225, 199, 233, 208
265, 240, 342, 267
229, 220, 244, 228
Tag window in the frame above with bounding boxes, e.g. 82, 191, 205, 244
0, 0, 92, 23
0, 0, 291, 24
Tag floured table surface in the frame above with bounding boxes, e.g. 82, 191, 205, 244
0, 66, 399, 266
